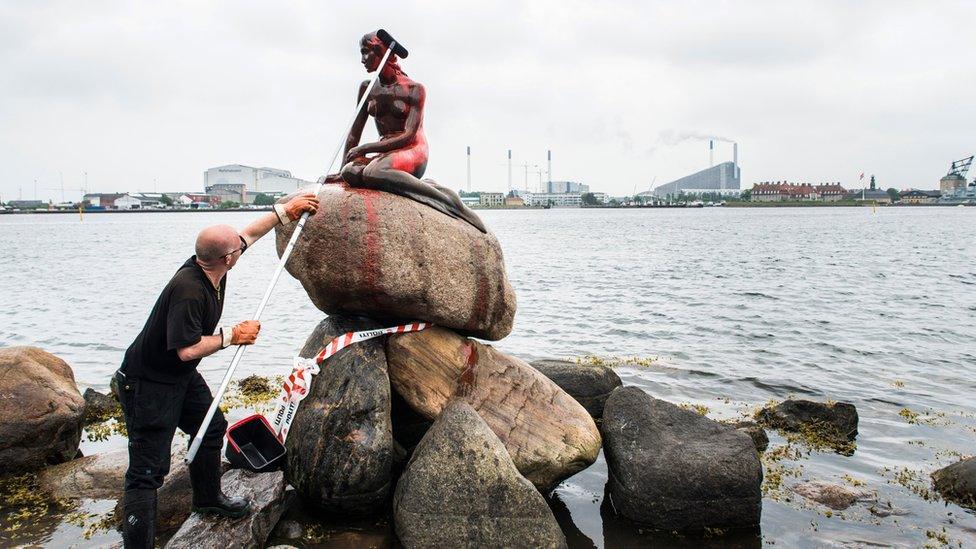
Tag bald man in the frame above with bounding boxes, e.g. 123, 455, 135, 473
115, 193, 318, 548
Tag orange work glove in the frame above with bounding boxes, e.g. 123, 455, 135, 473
230, 320, 260, 346
274, 194, 319, 224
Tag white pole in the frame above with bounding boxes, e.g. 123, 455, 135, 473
507, 150, 512, 192
186, 43, 397, 464
466, 146, 471, 191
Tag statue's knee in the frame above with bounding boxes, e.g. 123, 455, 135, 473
340, 162, 363, 185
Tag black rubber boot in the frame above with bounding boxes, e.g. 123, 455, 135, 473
189, 450, 250, 518
122, 488, 156, 549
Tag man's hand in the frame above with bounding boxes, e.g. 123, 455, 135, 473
344, 146, 368, 164
231, 320, 261, 345
281, 193, 319, 223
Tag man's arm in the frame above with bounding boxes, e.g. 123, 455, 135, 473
239, 194, 319, 246
176, 335, 223, 362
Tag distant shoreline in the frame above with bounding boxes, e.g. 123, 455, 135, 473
2, 202, 971, 215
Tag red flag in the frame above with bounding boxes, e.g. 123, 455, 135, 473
859, 172, 864, 180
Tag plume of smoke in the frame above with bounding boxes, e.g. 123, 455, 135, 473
657, 129, 734, 146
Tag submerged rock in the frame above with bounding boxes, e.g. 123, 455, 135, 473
0, 346, 86, 474
393, 400, 567, 549
791, 481, 875, 510
756, 399, 858, 451
602, 386, 762, 531
83, 388, 121, 425
165, 469, 288, 549
530, 359, 622, 418
732, 420, 769, 453
275, 185, 517, 341
285, 315, 394, 515
387, 327, 601, 491
932, 457, 976, 510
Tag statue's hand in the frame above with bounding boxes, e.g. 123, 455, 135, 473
345, 146, 368, 164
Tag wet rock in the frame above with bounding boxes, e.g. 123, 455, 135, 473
530, 359, 622, 418
602, 386, 762, 530
756, 399, 858, 446
165, 469, 288, 549
791, 481, 875, 510
271, 518, 303, 540
275, 186, 517, 341
285, 315, 394, 515
732, 420, 769, 453
393, 400, 567, 549
932, 456, 976, 510
83, 388, 121, 425
0, 346, 86, 474
387, 327, 601, 491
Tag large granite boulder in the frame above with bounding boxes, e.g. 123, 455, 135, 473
165, 469, 289, 549
275, 185, 516, 341
602, 387, 762, 530
387, 327, 601, 491
285, 315, 394, 515
393, 400, 566, 549
0, 347, 86, 474
530, 359, 622, 418
932, 457, 976, 510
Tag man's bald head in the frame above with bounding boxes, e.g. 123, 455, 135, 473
195, 225, 240, 264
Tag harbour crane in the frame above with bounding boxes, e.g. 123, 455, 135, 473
947, 155, 973, 178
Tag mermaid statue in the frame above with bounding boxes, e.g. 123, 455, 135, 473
327, 31, 487, 233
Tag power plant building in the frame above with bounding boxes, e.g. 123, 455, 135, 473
652, 161, 741, 197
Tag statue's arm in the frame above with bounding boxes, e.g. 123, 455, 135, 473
344, 80, 371, 158
357, 83, 425, 155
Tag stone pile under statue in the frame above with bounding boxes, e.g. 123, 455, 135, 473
272, 29, 599, 548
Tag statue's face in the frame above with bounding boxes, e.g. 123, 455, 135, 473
360, 37, 384, 73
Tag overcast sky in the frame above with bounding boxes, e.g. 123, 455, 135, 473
2, 0, 974, 202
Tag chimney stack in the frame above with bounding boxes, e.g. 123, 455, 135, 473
709, 140, 714, 167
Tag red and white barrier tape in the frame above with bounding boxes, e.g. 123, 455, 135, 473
270, 322, 429, 441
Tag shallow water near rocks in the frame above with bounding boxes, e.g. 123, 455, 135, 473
1, 207, 975, 547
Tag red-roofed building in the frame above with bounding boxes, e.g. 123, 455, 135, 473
751, 182, 847, 202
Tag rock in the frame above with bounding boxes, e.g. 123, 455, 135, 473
285, 315, 394, 515
83, 388, 121, 425
0, 346, 86, 474
165, 469, 288, 549
530, 359, 622, 418
791, 481, 875, 510
932, 457, 976, 510
271, 519, 303, 540
732, 420, 769, 453
393, 400, 567, 549
38, 449, 128, 500
386, 327, 601, 491
756, 399, 858, 446
601, 386, 762, 530
275, 185, 517, 341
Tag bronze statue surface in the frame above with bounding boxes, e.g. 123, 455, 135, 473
328, 32, 486, 233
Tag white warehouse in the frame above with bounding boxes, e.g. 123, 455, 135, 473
204, 165, 307, 194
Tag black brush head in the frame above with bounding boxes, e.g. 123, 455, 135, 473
376, 29, 408, 58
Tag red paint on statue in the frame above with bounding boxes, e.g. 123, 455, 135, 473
457, 341, 478, 398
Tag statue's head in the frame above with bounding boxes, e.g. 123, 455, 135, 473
360, 32, 387, 73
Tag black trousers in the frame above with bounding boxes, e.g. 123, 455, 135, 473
116, 369, 227, 491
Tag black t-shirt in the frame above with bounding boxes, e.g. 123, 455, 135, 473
122, 256, 226, 383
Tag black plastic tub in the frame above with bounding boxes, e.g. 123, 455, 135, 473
225, 414, 286, 472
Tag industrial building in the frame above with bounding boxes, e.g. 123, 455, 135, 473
652, 142, 741, 198
204, 165, 307, 195
545, 181, 589, 194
